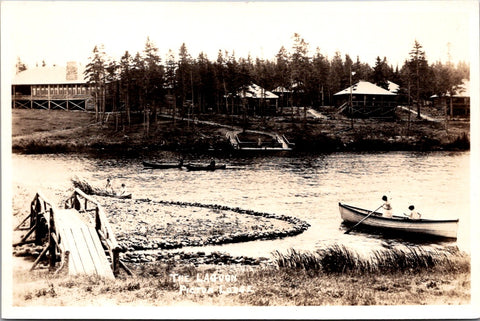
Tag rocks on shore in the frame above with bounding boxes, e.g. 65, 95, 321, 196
13, 244, 45, 258
100, 198, 310, 252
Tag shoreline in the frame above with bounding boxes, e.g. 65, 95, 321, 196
11, 109, 470, 156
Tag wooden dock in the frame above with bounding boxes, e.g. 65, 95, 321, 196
226, 130, 293, 151
54, 208, 114, 279
15, 189, 131, 279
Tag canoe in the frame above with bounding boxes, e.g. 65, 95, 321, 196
113, 193, 132, 199
94, 191, 132, 199
339, 202, 458, 239
185, 164, 226, 171
143, 161, 183, 169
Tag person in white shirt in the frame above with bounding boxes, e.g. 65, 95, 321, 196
382, 195, 393, 218
105, 178, 115, 195
119, 183, 127, 196
408, 205, 421, 220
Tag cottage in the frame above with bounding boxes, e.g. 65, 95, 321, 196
232, 83, 279, 115
430, 80, 470, 118
271, 86, 292, 110
334, 80, 397, 118
12, 62, 95, 111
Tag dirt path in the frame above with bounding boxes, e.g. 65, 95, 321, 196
158, 113, 291, 150
307, 108, 329, 119
397, 106, 441, 122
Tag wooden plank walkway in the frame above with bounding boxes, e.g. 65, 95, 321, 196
54, 209, 115, 279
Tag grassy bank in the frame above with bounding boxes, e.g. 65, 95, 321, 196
11, 109, 230, 155
12, 245, 470, 306
11, 109, 469, 155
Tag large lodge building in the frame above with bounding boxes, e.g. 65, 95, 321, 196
12, 62, 95, 111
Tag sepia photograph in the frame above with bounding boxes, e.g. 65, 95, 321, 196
1, 0, 479, 319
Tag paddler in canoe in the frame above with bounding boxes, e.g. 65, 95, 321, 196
105, 179, 131, 199
381, 195, 393, 218
119, 183, 128, 197
208, 158, 216, 170
405, 205, 421, 220
105, 178, 115, 195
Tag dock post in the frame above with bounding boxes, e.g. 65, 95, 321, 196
113, 249, 120, 276
95, 207, 101, 231
48, 208, 57, 270
30, 200, 36, 228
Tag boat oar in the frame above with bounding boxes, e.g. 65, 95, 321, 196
344, 204, 383, 234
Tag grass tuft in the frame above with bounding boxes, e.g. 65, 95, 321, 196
71, 177, 111, 196
273, 244, 469, 274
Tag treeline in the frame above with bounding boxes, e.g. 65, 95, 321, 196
84, 34, 469, 119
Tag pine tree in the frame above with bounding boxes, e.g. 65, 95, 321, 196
328, 51, 344, 102
373, 56, 390, 90
119, 51, 133, 126
312, 48, 330, 107
131, 52, 146, 111
407, 40, 429, 117
84, 45, 107, 121
290, 33, 311, 120
165, 49, 177, 123
177, 43, 192, 118
105, 58, 119, 128
352, 56, 372, 83
342, 54, 354, 89
143, 37, 164, 125
274, 46, 291, 113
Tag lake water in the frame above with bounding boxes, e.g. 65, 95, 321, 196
11, 151, 471, 258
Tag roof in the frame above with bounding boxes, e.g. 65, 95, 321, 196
430, 79, 470, 98
12, 64, 88, 85
271, 86, 291, 93
387, 81, 400, 94
454, 79, 470, 97
237, 83, 279, 99
334, 81, 396, 96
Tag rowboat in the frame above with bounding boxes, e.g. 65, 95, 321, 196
143, 160, 183, 169
185, 164, 226, 171
339, 203, 459, 239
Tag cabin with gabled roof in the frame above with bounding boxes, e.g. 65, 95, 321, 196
226, 83, 279, 115
430, 79, 470, 118
12, 62, 95, 111
334, 80, 397, 118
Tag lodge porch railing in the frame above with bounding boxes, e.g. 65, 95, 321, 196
13, 94, 93, 100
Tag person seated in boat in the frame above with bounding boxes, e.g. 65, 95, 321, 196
105, 178, 115, 195
119, 183, 128, 196
208, 159, 216, 169
382, 195, 393, 218
407, 205, 421, 220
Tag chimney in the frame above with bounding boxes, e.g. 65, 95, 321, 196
66, 61, 78, 80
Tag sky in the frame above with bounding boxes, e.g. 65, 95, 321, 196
1, 1, 478, 73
